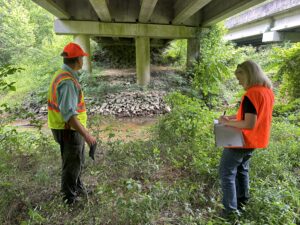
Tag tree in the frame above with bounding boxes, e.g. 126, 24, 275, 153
0, 0, 35, 65
190, 24, 238, 105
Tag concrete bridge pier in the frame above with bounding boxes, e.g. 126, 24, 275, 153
135, 36, 150, 86
74, 34, 92, 74
186, 38, 200, 68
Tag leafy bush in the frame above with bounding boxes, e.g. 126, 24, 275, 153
0, 65, 23, 94
246, 121, 300, 224
270, 43, 300, 100
0, 65, 21, 143
156, 92, 220, 176
162, 40, 187, 67
189, 24, 240, 107
273, 99, 300, 125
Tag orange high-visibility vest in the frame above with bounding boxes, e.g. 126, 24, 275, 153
48, 69, 87, 129
237, 85, 274, 148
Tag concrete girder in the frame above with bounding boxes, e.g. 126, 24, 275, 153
172, 0, 211, 25
225, 19, 272, 41
32, 0, 70, 19
226, 0, 300, 29
271, 9, 300, 31
262, 31, 282, 42
89, 0, 112, 22
226, 8, 300, 42
138, 0, 158, 23
54, 20, 197, 39
263, 31, 300, 43
202, 0, 268, 26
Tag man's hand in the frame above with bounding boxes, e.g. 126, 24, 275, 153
68, 116, 97, 146
84, 133, 97, 147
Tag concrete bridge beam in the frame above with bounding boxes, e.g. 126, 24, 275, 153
139, 0, 158, 23
225, 19, 272, 41
135, 37, 150, 86
32, 0, 70, 19
263, 31, 300, 43
74, 34, 92, 74
89, 0, 112, 22
55, 20, 197, 39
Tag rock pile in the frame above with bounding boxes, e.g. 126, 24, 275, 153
24, 90, 170, 118
87, 91, 170, 117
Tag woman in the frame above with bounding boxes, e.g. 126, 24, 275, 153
218, 60, 274, 215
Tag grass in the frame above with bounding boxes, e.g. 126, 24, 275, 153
0, 115, 299, 225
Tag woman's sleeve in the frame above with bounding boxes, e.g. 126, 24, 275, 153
243, 96, 257, 114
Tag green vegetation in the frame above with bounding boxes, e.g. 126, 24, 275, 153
270, 43, 300, 100
0, 0, 72, 106
1, 106, 299, 225
0, 1, 299, 224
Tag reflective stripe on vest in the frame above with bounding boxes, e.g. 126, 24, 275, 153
48, 69, 87, 129
237, 85, 274, 148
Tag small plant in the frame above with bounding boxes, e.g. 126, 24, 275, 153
0, 65, 22, 91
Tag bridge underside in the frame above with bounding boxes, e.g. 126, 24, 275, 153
32, 0, 269, 85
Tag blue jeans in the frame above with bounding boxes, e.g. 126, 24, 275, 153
219, 148, 253, 212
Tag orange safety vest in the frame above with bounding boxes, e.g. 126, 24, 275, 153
48, 69, 87, 129
236, 85, 274, 148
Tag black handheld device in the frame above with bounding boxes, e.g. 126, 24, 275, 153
89, 142, 97, 160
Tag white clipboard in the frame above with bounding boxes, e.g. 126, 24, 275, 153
214, 123, 245, 147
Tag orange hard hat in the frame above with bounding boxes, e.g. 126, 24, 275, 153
61, 42, 88, 58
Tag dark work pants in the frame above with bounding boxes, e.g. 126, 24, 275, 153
52, 129, 85, 202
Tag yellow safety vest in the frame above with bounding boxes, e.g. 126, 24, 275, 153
48, 69, 87, 129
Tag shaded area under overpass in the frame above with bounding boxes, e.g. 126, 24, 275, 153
32, 0, 270, 85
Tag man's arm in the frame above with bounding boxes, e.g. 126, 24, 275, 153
57, 81, 96, 146
68, 115, 96, 147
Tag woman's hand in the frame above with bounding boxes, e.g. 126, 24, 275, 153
218, 116, 230, 124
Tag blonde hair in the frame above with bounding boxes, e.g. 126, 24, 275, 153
236, 60, 273, 89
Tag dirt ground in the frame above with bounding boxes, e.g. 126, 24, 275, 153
11, 116, 158, 142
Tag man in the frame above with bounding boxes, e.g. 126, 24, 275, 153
48, 42, 96, 204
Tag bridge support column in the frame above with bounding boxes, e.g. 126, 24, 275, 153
135, 37, 150, 86
74, 34, 92, 74
186, 38, 200, 69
